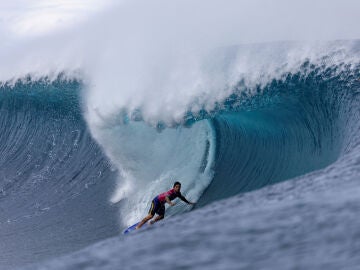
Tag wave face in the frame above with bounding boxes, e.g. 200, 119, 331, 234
0, 80, 120, 269
0, 41, 359, 269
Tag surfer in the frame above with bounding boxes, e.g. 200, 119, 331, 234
136, 182, 195, 229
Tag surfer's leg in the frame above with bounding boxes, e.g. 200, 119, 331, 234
136, 214, 153, 229
137, 199, 158, 229
150, 215, 164, 224
150, 204, 165, 225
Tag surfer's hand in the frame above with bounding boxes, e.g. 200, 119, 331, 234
190, 202, 196, 205
170, 202, 175, 206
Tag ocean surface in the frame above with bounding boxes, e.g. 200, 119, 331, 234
0, 17, 360, 269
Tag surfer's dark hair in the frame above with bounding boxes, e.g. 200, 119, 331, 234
173, 181, 181, 187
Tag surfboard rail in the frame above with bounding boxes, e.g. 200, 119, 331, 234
123, 222, 140, 234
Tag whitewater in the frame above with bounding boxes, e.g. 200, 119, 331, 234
0, 0, 360, 269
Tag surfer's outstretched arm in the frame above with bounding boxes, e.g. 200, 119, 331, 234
179, 194, 195, 205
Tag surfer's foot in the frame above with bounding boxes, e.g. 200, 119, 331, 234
150, 220, 155, 225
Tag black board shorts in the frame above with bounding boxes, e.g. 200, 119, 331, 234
148, 197, 165, 216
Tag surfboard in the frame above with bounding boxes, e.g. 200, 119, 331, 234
123, 222, 140, 234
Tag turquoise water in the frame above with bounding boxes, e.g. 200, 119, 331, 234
0, 42, 359, 269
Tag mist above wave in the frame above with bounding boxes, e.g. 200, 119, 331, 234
0, 1, 358, 125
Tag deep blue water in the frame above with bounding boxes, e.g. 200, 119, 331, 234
0, 43, 359, 269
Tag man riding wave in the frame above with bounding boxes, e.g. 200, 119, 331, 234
136, 182, 195, 229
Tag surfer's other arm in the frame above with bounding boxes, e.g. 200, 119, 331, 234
165, 196, 175, 206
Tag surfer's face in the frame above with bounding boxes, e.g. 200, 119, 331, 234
174, 184, 181, 192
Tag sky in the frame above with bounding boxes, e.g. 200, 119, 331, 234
0, 0, 359, 41
0, 0, 115, 36
0, 0, 359, 40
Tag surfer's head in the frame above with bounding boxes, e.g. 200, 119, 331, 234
173, 181, 181, 192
